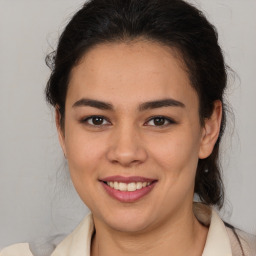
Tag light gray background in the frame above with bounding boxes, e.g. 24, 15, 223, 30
0, 0, 255, 248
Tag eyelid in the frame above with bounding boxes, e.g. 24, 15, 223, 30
81, 115, 112, 126
144, 116, 176, 126
80, 115, 176, 127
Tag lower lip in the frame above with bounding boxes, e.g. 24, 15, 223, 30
101, 182, 157, 203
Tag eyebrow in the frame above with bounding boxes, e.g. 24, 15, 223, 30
73, 98, 113, 110
72, 98, 185, 111
138, 98, 185, 111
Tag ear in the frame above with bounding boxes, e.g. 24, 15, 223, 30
55, 107, 67, 158
199, 100, 222, 159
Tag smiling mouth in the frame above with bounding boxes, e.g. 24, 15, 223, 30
100, 176, 157, 202
103, 181, 153, 192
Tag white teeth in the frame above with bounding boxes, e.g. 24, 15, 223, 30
136, 182, 142, 189
114, 181, 119, 190
119, 182, 127, 191
106, 181, 152, 191
127, 182, 136, 192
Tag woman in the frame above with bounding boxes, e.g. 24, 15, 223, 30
1, 0, 255, 255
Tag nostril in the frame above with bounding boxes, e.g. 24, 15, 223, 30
106, 146, 148, 167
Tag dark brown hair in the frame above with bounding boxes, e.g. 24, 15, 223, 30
45, 0, 227, 208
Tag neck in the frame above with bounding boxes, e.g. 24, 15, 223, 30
91, 204, 208, 256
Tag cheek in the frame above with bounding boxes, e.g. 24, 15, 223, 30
63, 129, 108, 208
64, 125, 106, 183
148, 127, 201, 177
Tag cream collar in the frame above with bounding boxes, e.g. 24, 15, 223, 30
51, 204, 232, 256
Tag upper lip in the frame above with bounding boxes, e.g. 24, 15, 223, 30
100, 175, 157, 183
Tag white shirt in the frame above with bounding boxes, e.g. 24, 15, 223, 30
1, 203, 255, 256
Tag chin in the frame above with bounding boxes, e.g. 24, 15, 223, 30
109, 218, 152, 233
100, 207, 156, 233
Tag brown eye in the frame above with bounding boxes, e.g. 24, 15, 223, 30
91, 116, 104, 125
146, 116, 175, 127
153, 117, 166, 126
83, 116, 110, 126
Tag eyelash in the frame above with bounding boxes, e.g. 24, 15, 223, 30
81, 115, 176, 128
145, 116, 176, 127
81, 115, 111, 126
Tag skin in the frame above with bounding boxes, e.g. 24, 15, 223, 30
56, 40, 222, 256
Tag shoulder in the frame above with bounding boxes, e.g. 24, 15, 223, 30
0, 243, 33, 256
51, 213, 94, 255
226, 225, 256, 256
194, 203, 256, 256
0, 214, 93, 256
0, 233, 69, 256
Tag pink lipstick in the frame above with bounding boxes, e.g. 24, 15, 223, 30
100, 176, 157, 203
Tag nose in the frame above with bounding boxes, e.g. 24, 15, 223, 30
106, 125, 148, 167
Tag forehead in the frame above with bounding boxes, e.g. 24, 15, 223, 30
67, 40, 199, 110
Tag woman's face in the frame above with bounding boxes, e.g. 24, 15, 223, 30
58, 41, 219, 232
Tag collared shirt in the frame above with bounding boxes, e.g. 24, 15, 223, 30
1, 204, 255, 256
